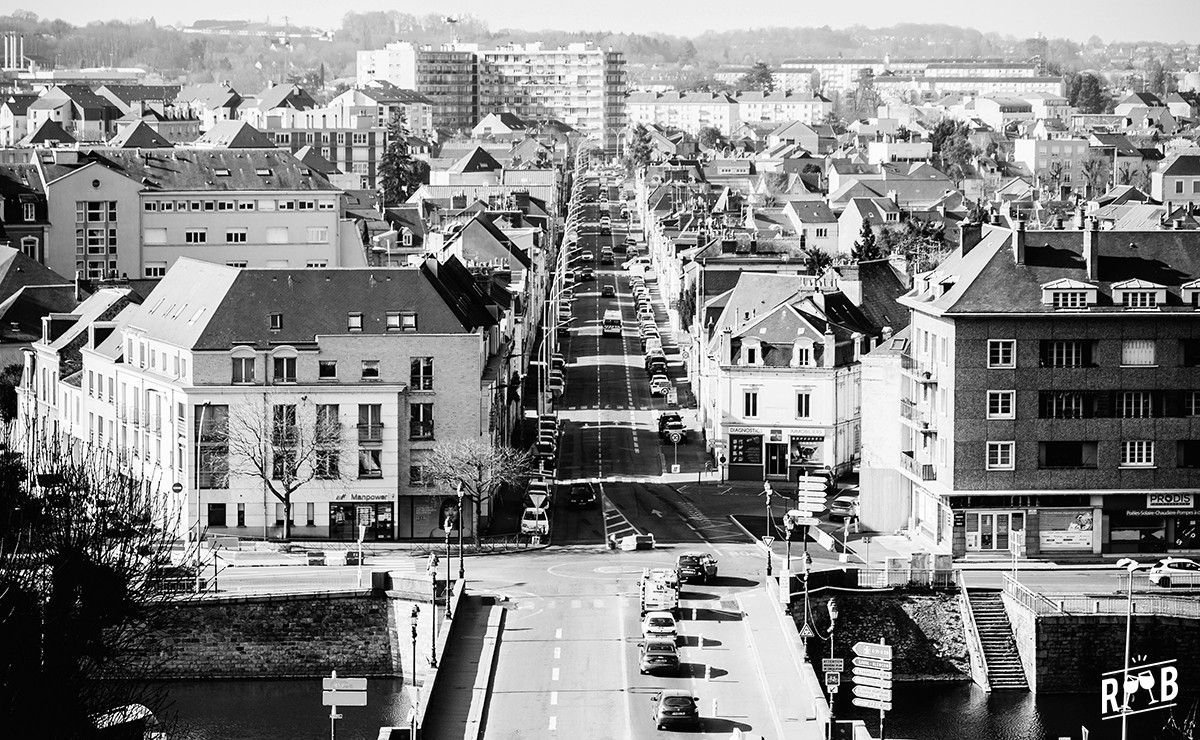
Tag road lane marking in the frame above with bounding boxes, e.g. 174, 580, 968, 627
550, 691, 558, 705
554, 647, 561, 660
552, 667, 560, 681
548, 716, 557, 730
555, 628, 562, 639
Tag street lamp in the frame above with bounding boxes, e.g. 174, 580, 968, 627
444, 514, 453, 619
827, 598, 839, 740
1116, 557, 1145, 740
763, 481, 774, 577
410, 605, 420, 737
456, 483, 465, 582
428, 554, 438, 668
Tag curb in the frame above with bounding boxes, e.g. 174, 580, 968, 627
464, 606, 505, 739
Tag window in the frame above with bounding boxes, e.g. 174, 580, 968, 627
386, 312, 401, 331
196, 404, 229, 488
143, 228, 166, 244
1118, 391, 1155, 418
796, 392, 811, 418
298, 200, 316, 211
352, 132, 369, 145
274, 503, 286, 525
1039, 441, 1099, 469
143, 262, 167, 278
1039, 391, 1087, 419
237, 503, 246, 527
1121, 440, 1155, 467
238, 200, 255, 211
361, 360, 380, 380
23, 202, 35, 222
1123, 291, 1158, 309
306, 227, 328, 243
231, 356, 255, 384
986, 441, 1014, 470
1051, 291, 1088, 309
266, 227, 288, 244
410, 465, 426, 486
1180, 441, 1200, 469
273, 356, 297, 383
306, 261, 328, 268
1185, 340, 1200, 367
357, 403, 382, 442
217, 200, 235, 211
1041, 340, 1091, 368
358, 448, 382, 478
272, 404, 298, 446
184, 229, 207, 244
318, 360, 337, 379
743, 390, 758, 418
1187, 390, 1200, 417
348, 313, 363, 332
318, 200, 335, 211
987, 340, 1015, 368
410, 357, 433, 390
400, 312, 417, 332
226, 261, 247, 268
814, 227, 828, 238
1117, 339, 1155, 367
987, 390, 1014, 419
402, 230, 414, 246
746, 347, 757, 365
410, 402, 434, 439
278, 200, 296, 211
315, 447, 340, 479
269, 313, 282, 331
226, 229, 247, 244
207, 503, 226, 527
306, 503, 315, 527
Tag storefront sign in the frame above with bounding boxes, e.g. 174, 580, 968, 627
1148, 493, 1196, 509
1127, 509, 1200, 518
333, 493, 395, 502
769, 429, 784, 443
953, 511, 966, 527
728, 426, 765, 435
729, 434, 763, 465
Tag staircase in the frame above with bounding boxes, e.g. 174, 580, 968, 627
967, 590, 1029, 690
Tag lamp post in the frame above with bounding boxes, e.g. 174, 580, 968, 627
827, 598, 839, 740
428, 554, 438, 668
763, 481, 774, 577
410, 605, 420, 737
444, 515, 453, 619
1116, 557, 1144, 740
457, 484, 465, 582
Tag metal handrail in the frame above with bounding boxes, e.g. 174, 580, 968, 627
1049, 593, 1200, 619
958, 570, 991, 690
1002, 573, 1065, 615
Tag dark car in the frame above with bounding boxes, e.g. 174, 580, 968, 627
601, 284, 616, 297
658, 412, 688, 444
579, 267, 595, 281
568, 483, 597, 508
651, 690, 700, 731
639, 638, 680, 675
676, 552, 718, 584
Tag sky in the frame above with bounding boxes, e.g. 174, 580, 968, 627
18, 0, 1200, 43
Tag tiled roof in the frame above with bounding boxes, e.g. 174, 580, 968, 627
69, 148, 335, 192
192, 120, 276, 148
448, 146, 504, 174
107, 121, 172, 148
784, 200, 835, 224
254, 83, 317, 112
2, 94, 39, 116
0, 246, 72, 301
21, 119, 75, 145
1161, 154, 1200, 177
446, 212, 532, 269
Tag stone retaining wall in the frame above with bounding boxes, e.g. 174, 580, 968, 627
124, 590, 400, 679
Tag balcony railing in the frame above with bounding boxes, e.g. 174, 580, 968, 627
410, 422, 435, 441
357, 423, 383, 443
900, 399, 937, 433
901, 450, 937, 481
901, 353, 938, 383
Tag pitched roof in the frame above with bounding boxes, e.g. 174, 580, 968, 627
293, 145, 340, 174
356, 81, 433, 104
0, 246, 72, 301
176, 83, 242, 110
44, 85, 119, 114
846, 259, 910, 332
21, 119, 75, 145
446, 212, 532, 269
1161, 154, 1200, 177
1118, 91, 1165, 108
192, 120, 277, 148
64, 148, 335, 192
784, 200, 836, 224
253, 83, 317, 112
107, 121, 172, 148
448, 146, 504, 174
2, 94, 39, 116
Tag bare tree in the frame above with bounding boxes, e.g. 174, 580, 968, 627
0, 424, 200, 737
225, 395, 344, 540
421, 439, 533, 546
1082, 154, 1110, 199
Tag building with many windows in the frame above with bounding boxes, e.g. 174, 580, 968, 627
356, 42, 479, 132
861, 218, 1200, 558
18, 256, 515, 541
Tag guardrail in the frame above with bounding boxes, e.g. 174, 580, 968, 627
957, 570, 991, 691
1002, 573, 1065, 615
1047, 593, 1200, 619
855, 568, 957, 590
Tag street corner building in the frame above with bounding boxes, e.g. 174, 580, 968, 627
859, 215, 1200, 559
18, 255, 520, 542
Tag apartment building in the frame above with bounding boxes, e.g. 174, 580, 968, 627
19, 257, 514, 541
478, 43, 626, 153
1013, 137, 1090, 196
626, 91, 739, 135
356, 42, 478, 132
862, 219, 1200, 558
1151, 154, 1200, 212
33, 147, 346, 280
736, 91, 833, 126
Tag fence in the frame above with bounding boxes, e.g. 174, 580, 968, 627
1045, 593, 1200, 619
1002, 573, 1065, 615
854, 568, 957, 590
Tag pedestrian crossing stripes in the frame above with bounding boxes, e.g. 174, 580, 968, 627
601, 490, 640, 540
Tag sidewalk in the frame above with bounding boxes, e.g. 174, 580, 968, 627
738, 580, 830, 739
421, 595, 491, 740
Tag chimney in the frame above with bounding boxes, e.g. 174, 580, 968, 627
959, 220, 983, 256
721, 326, 733, 365
74, 270, 83, 302
881, 325, 893, 341
1012, 218, 1026, 265
1074, 205, 1086, 229
852, 331, 863, 362
822, 328, 836, 368
1083, 217, 1100, 280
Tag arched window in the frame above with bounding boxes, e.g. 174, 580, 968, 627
19, 236, 40, 263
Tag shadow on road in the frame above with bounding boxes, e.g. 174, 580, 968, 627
676, 635, 722, 648
701, 718, 754, 733
681, 662, 729, 680
688, 607, 743, 622
679, 590, 718, 601
706, 575, 757, 588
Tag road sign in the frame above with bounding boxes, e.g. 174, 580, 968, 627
822, 659, 845, 672
854, 675, 893, 690
852, 656, 892, 671
171, 482, 183, 494
853, 642, 894, 661
793, 516, 821, 527
763, 536, 775, 547
852, 685, 892, 702
851, 665, 892, 681
322, 690, 367, 707
323, 677, 367, 691
852, 697, 893, 712
798, 623, 814, 639
826, 671, 841, 687
528, 492, 548, 508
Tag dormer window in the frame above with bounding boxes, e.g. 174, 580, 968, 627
1042, 279, 1097, 309
269, 313, 282, 331
1052, 290, 1088, 309
214, 168, 231, 177
1184, 280, 1200, 308
401, 229, 413, 246
256, 168, 272, 176
348, 313, 363, 332
1122, 291, 1158, 309
1112, 279, 1167, 310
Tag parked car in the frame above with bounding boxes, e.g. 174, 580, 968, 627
620, 533, 656, 550
601, 284, 616, 297
649, 374, 672, 396
646, 358, 667, 376
829, 494, 859, 519
579, 267, 595, 281
600, 224, 611, 235
639, 638, 680, 675
568, 483, 597, 508
1148, 558, 1200, 588
676, 552, 719, 584
520, 507, 550, 536
641, 611, 678, 640
580, 251, 594, 261
658, 412, 688, 444
651, 691, 700, 731
638, 305, 655, 322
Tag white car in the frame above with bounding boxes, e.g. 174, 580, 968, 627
580, 251, 594, 261
649, 374, 672, 396
641, 611, 677, 640
1148, 558, 1200, 588
520, 507, 550, 536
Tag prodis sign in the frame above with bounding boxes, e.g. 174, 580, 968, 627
1101, 657, 1180, 722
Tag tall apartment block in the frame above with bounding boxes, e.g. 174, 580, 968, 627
356, 42, 478, 132
358, 41, 626, 152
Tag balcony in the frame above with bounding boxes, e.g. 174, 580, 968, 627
899, 399, 937, 434
357, 423, 383, 443
901, 450, 937, 481
900, 353, 938, 384
409, 422, 435, 441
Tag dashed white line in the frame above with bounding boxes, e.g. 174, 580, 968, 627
548, 716, 557, 731
555, 628, 562, 639
550, 691, 559, 705
554, 647, 561, 660
552, 667, 560, 681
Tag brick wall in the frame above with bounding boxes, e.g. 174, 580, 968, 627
123, 591, 400, 679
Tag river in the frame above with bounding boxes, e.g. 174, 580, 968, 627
156, 679, 411, 740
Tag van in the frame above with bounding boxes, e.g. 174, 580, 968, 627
640, 578, 679, 616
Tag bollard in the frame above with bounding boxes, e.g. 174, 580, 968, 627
706, 662, 712, 681
711, 698, 719, 717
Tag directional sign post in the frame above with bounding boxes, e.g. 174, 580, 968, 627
851, 640, 892, 740
322, 671, 368, 740
822, 658, 845, 673
826, 671, 841, 693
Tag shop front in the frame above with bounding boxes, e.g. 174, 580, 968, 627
725, 426, 827, 482
949, 494, 1097, 558
1104, 492, 1200, 554
329, 497, 396, 541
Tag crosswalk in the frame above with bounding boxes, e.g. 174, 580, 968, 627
601, 488, 641, 540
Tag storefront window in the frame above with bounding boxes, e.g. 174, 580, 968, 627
329, 503, 395, 541
729, 434, 762, 466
